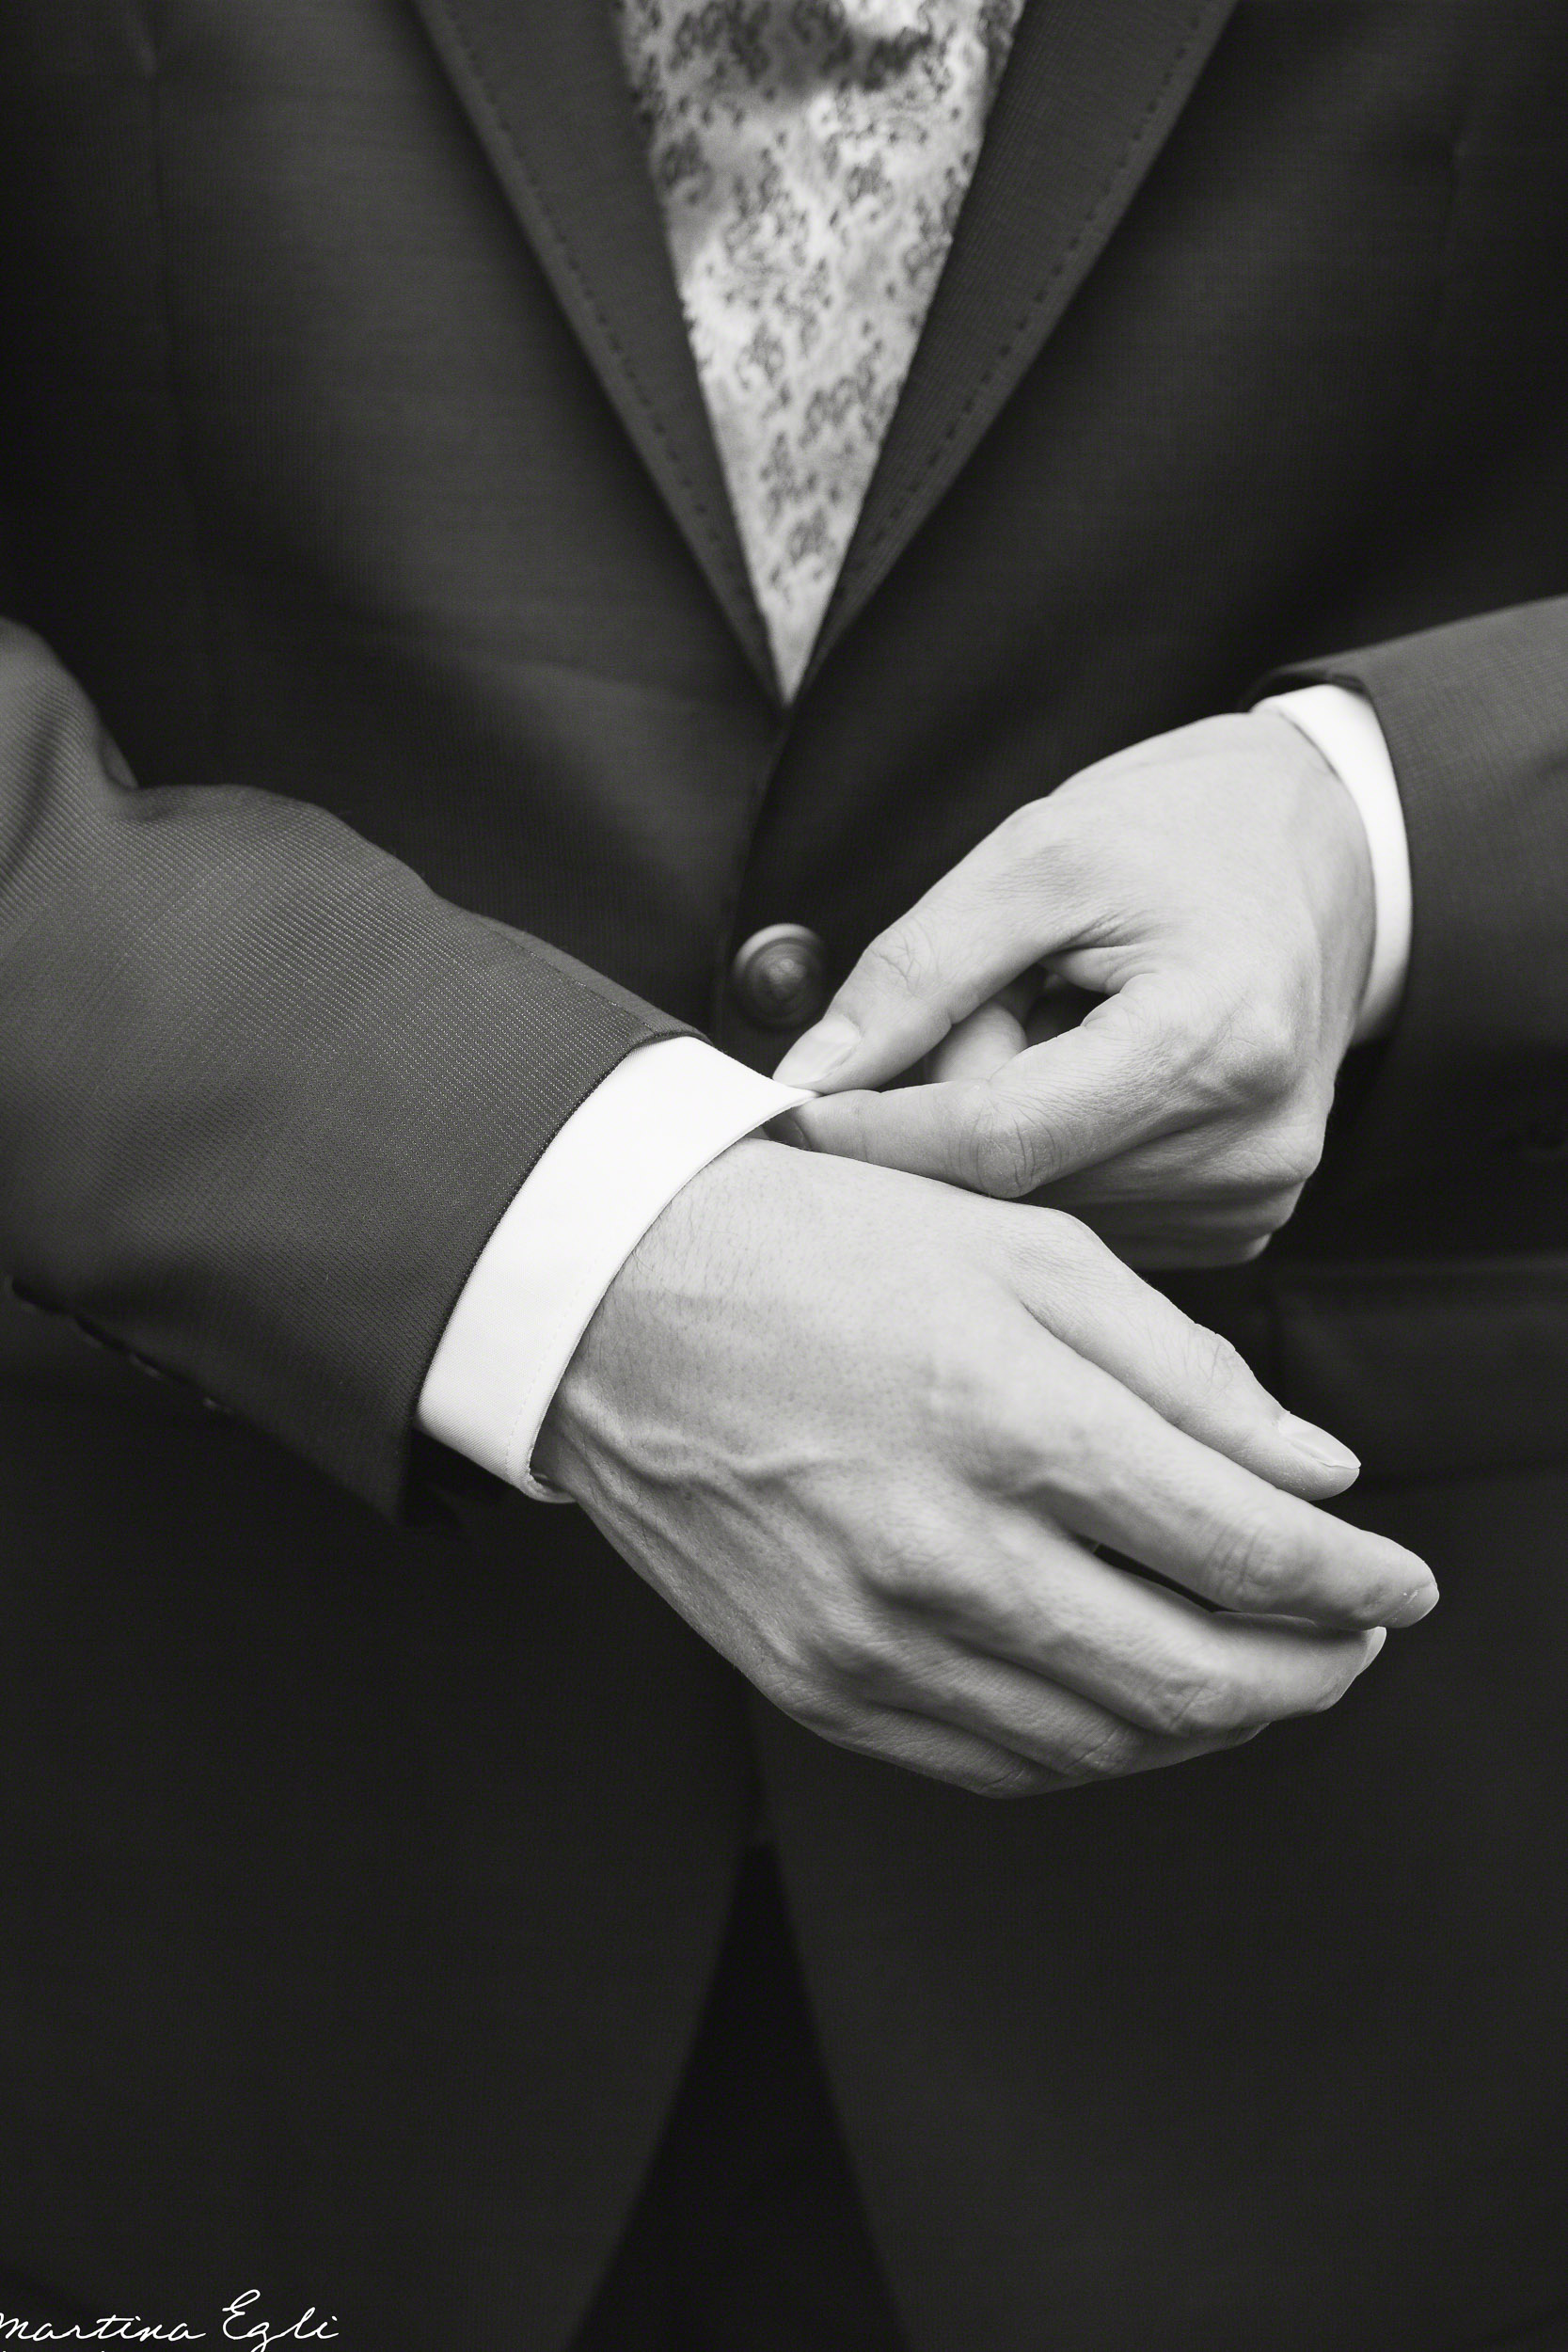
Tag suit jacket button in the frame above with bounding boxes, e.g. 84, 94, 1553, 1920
729, 924, 830, 1030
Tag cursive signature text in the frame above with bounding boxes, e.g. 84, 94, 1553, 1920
0, 2296, 340, 2346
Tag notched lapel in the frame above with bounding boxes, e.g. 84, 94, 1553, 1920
404, 0, 776, 693
804, 0, 1239, 690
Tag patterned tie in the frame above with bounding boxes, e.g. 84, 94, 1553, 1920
616, 0, 1024, 696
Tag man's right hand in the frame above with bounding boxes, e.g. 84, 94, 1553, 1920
534, 1139, 1435, 1797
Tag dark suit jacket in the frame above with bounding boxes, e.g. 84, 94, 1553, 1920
1, 4, 1565, 2346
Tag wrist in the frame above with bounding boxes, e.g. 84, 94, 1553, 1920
532, 1135, 786, 1494
1251, 708, 1376, 1053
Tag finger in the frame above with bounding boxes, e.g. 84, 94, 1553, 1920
932, 974, 1090, 1083
994, 1338, 1435, 1629
804, 1700, 1065, 1798
789, 981, 1182, 1199
1000, 1211, 1359, 1499
1049, 1211, 1284, 1268
1117, 1233, 1275, 1270
1053, 1193, 1291, 1233
1033, 1106, 1323, 1215
930, 1529, 1391, 1739
1038, 1151, 1301, 1215
1023, 979, 1098, 1047
876, 1635, 1265, 1781
1056, 1196, 1297, 1269
772, 838, 1069, 1092
929, 993, 1029, 1084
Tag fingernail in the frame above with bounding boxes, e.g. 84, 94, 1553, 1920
1276, 1413, 1361, 1478
1363, 1626, 1389, 1661
774, 1013, 860, 1088
1383, 1570, 1439, 1629
765, 1106, 815, 1150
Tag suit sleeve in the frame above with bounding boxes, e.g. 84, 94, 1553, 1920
0, 621, 688, 1515
1271, 597, 1568, 1255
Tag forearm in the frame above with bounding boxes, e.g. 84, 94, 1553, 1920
0, 623, 684, 1511
1270, 597, 1568, 1250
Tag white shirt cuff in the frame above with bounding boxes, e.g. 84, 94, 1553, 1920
1256, 683, 1413, 1043
417, 1037, 809, 1499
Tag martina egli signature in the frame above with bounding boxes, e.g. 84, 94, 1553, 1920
0, 2295, 337, 2345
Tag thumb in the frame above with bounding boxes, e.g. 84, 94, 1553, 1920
785, 982, 1171, 1195
773, 878, 1049, 1093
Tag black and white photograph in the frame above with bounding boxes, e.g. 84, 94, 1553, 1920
0, 2, 1564, 2344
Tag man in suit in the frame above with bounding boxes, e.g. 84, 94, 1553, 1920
0, 3, 1563, 2347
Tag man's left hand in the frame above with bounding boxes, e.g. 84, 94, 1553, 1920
774, 712, 1375, 1268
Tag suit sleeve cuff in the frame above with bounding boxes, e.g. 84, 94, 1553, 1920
416, 1037, 810, 1500
1255, 683, 1413, 1043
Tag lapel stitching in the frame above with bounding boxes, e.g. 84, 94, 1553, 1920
806, 0, 1235, 688
417, 0, 777, 694
845, 7, 1213, 581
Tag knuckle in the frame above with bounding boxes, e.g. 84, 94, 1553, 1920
1186, 1322, 1251, 1396
1219, 1006, 1299, 1104
1061, 1721, 1148, 1780
774, 1675, 853, 1741
973, 1769, 1048, 1797
1030, 1202, 1101, 1260
960, 1091, 1049, 1199
1219, 1118, 1323, 1199
1250, 1184, 1307, 1236
1307, 1650, 1364, 1715
861, 915, 937, 1004
1150, 1669, 1248, 1741
1196, 1505, 1285, 1611
1151, 985, 1213, 1087
993, 798, 1054, 861
978, 1369, 1100, 1502
769, 1622, 882, 1724
850, 1484, 980, 1610
859, 1543, 942, 1612
963, 1756, 1054, 1799
810, 1616, 888, 1693
1182, 1227, 1276, 1268
1003, 1200, 1103, 1291
1267, 1117, 1325, 1189
921, 1345, 1050, 1502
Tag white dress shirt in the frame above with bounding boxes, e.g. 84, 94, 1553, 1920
418, 686, 1413, 1496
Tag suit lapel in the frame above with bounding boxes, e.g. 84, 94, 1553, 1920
404, 0, 777, 693
405, 0, 1236, 703
802, 0, 1239, 689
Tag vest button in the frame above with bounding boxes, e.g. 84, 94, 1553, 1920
729, 924, 830, 1030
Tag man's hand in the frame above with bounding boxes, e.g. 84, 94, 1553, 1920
534, 1139, 1433, 1797
773, 712, 1375, 1267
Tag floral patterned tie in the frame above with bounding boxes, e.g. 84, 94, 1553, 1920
616, 0, 1025, 696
